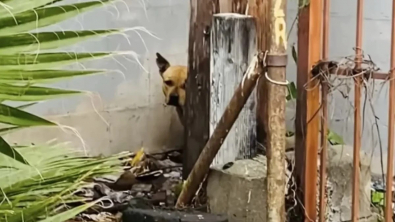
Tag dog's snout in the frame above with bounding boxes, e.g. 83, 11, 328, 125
168, 94, 179, 106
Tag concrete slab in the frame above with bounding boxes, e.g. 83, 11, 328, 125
207, 145, 376, 222
207, 155, 267, 222
326, 145, 374, 222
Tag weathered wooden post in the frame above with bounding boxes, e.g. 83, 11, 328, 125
266, 0, 288, 221
176, 52, 263, 208
176, 13, 262, 206
184, 0, 219, 179
210, 13, 257, 165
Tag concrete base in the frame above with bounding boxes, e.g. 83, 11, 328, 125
326, 145, 374, 222
207, 146, 375, 222
207, 155, 267, 222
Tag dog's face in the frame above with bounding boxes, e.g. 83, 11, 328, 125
155, 53, 187, 107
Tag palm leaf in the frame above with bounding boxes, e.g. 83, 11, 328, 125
0, 69, 105, 83
0, 30, 120, 54
0, 84, 81, 101
0, 103, 54, 126
0, 0, 60, 19
0, 1, 112, 35
37, 199, 101, 222
0, 145, 128, 222
0, 52, 112, 70
0, 136, 28, 165
0, 0, 148, 219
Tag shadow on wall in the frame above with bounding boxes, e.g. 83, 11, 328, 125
4, 0, 190, 156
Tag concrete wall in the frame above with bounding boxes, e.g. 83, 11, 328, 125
5, 0, 189, 155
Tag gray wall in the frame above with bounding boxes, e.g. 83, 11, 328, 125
5, 0, 392, 174
5, 0, 189, 155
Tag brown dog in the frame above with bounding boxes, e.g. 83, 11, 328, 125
155, 53, 187, 126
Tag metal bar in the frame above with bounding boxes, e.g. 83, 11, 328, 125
351, 0, 364, 221
294, 1, 322, 221
319, 0, 330, 221
385, 0, 395, 220
334, 68, 388, 80
266, 0, 287, 221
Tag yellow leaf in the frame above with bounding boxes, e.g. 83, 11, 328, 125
130, 148, 145, 167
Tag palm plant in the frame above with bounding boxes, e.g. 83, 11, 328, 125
0, 0, 150, 221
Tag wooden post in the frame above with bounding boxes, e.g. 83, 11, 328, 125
219, 0, 248, 13
176, 52, 264, 208
210, 13, 257, 165
183, 0, 219, 179
266, 0, 287, 221
247, 0, 270, 153
294, 1, 322, 221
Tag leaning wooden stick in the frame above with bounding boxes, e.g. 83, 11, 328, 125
175, 52, 264, 208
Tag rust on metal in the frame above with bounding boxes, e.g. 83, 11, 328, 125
351, 0, 364, 221
266, 0, 287, 221
385, 0, 395, 220
266, 54, 288, 67
334, 68, 388, 80
294, 0, 322, 221
319, 0, 330, 221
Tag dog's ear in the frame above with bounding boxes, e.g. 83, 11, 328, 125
156, 52, 170, 76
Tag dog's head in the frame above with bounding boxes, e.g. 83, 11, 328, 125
156, 52, 187, 107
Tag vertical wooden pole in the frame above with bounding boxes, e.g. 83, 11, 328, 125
219, 0, 247, 14
294, 0, 322, 221
210, 13, 257, 166
247, 0, 270, 153
266, 0, 287, 221
184, 0, 219, 179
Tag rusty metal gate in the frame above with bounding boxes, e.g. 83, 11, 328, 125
294, 0, 395, 221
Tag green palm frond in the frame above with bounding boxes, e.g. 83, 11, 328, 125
0, 144, 130, 222
0, 0, 151, 220
0, 0, 141, 164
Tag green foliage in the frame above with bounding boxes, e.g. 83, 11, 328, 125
0, 0, 137, 221
0, 0, 126, 164
0, 144, 129, 222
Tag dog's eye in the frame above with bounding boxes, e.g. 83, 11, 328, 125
164, 80, 173, 86
180, 83, 186, 89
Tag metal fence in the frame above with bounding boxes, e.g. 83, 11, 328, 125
295, 0, 395, 221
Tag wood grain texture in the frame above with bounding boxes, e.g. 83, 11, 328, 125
294, 1, 323, 221
210, 13, 257, 166
183, 0, 219, 179
247, 0, 270, 151
177, 53, 263, 208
